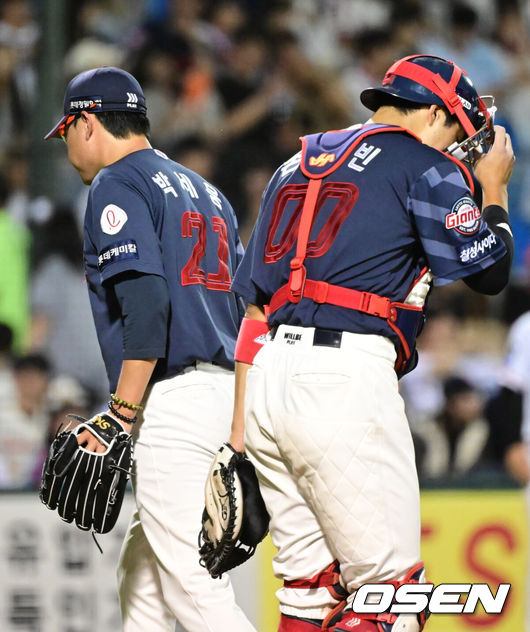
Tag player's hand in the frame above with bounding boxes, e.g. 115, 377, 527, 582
473, 125, 515, 192
76, 411, 133, 453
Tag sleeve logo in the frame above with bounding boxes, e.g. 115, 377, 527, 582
100, 204, 128, 235
445, 197, 481, 235
97, 239, 139, 270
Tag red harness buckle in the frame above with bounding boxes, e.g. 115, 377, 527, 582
288, 258, 307, 303
359, 292, 391, 318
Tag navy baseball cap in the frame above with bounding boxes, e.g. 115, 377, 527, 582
44, 66, 147, 140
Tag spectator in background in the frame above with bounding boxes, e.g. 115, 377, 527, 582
214, 28, 281, 147
171, 135, 216, 181
485, 310, 530, 485
341, 27, 399, 123
0, 322, 15, 406
391, 2, 426, 57
194, 1, 246, 65
132, 48, 181, 148
494, 4, 530, 153
0, 354, 50, 489
272, 30, 351, 133
29, 208, 108, 399
212, 28, 284, 209
0, 170, 29, 351
30, 375, 91, 489
420, 2, 514, 101
415, 377, 490, 481
0, 0, 38, 152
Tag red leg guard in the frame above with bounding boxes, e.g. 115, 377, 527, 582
322, 563, 429, 632
278, 614, 323, 631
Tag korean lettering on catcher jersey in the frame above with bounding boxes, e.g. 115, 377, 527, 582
232, 124, 506, 344
84, 148, 244, 391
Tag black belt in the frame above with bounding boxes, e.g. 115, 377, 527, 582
271, 326, 343, 348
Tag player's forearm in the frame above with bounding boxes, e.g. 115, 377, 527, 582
230, 361, 252, 452
481, 184, 508, 211
230, 303, 268, 451
112, 358, 157, 430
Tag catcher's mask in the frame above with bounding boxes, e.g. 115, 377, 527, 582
360, 54, 495, 165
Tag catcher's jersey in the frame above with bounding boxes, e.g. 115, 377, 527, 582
84, 148, 244, 391
232, 124, 507, 341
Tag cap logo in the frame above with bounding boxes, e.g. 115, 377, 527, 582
127, 92, 138, 108
458, 95, 472, 110
100, 204, 128, 235
69, 97, 102, 111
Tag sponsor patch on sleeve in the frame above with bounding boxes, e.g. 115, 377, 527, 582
445, 197, 481, 235
98, 239, 139, 270
459, 233, 497, 263
100, 204, 128, 235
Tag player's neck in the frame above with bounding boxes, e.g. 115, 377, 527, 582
371, 106, 417, 131
100, 134, 152, 169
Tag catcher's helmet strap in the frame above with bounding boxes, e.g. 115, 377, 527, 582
383, 58, 477, 137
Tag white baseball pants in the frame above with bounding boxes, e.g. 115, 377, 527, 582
117, 362, 256, 632
244, 325, 422, 620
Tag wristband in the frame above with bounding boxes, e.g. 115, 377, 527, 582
108, 400, 137, 424
234, 318, 270, 364
110, 393, 144, 411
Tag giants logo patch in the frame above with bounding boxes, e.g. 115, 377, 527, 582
445, 197, 481, 235
101, 204, 128, 235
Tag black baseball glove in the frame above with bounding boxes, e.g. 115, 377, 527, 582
39, 413, 133, 534
199, 443, 270, 578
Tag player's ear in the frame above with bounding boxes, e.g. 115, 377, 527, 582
80, 111, 95, 140
427, 105, 439, 126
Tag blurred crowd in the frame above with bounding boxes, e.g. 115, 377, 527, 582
0, 0, 529, 490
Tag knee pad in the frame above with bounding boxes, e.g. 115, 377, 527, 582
278, 614, 323, 631
322, 563, 429, 632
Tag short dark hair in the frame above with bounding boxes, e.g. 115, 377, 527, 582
95, 111, 150, 139
14, 353, 51, 374
376, 94, 459, 127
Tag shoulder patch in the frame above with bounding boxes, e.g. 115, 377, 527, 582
445, 197, 480, 235
100, 204, 128, 235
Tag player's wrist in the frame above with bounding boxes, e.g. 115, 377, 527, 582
107, 400, 137, 430
481, 185, 508, 211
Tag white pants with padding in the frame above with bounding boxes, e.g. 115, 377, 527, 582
244, 326, 422, 620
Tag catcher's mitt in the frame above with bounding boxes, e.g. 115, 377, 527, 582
199, 443, 270, 578
39, 413, 133, 534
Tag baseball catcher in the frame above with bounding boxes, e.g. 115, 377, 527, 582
40, 412, 133, 534
199, 443, 270, 578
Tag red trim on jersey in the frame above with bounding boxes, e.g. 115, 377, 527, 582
234, 318, 270, 364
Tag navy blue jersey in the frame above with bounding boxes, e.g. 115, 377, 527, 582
84, 148, 244, 391
232, 125, 506, 342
